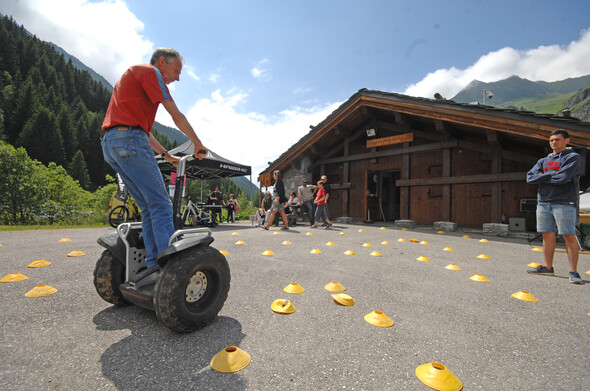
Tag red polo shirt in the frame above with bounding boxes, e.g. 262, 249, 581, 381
102, 64, 173, 134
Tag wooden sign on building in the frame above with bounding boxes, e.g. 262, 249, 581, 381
366, 132, 414, 148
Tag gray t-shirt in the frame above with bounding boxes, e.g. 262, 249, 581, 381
298, 185, 314, 202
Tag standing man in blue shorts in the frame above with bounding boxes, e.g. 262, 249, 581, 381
526, 129, 584, 284
101, 48, 208, 277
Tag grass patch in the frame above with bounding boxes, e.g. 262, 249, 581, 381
0, 222, 109, 232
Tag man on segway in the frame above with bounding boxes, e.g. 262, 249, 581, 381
101, 48, 207, 280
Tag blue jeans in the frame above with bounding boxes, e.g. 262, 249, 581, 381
315, 204, 329, 222
536, 203, 577, 236
102, 128, 174, 267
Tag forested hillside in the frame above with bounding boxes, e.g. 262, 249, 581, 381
0, 16, 179, 190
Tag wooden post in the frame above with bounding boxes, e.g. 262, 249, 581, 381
442, 148, 451, 221
400, 142, 410, 219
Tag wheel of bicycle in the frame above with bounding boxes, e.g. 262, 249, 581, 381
108, 205, 129, 228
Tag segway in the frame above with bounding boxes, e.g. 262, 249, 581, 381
93, 154, 230, 333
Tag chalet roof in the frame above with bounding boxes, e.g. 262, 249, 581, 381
261, 88, 590, 176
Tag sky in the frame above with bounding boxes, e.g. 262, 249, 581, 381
3, 0, 590, 178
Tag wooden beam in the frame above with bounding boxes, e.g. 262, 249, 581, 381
396, 171, 525, 187
491, 146, 502, 223
315, 140, 458, 167
442, 148, 451, 221
400, 143, 411, 219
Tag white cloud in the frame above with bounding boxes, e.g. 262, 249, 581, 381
2, 0, 154, 85
403, 28, 590, 99
156, 90, 340, 177
184, 65, 200, 82
251, 58, 271, 81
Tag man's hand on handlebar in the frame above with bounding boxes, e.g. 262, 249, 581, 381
194, 145, 208, 160
164, 153, 181, 167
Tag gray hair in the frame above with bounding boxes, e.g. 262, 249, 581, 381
150, 48, 183, 65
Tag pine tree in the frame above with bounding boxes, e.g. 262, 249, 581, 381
68, 150, 91, 190
17, 106, 65, 165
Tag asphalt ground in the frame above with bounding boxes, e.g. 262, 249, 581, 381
0, 221, 589, 390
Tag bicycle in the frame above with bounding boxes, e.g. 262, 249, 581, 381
181, 197, 213, 228
108, 195, 141, 228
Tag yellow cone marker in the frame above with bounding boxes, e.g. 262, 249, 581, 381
235, 240, 246, 245
58, 238, 72, 242
27, 259, 51, 268
284, 283, 305, 294
306, 232, 313, 236
362, 242, 372, 247
443, 247, 454, 252
437, 230, 445, 234
511, 291, 539, 302
325, 241, 336, 246
364, 311, 394, 327
324, 281, 346, 292
358, 229, 365, 232
470, 274, 490, 283
231, 232, 239, 236
339, 232, 346, 236
462, 234, 471, 239
219, 250, 229, 256
1, 272, 29, 283
380, 226, 387, 230
445, 264, 462, 271
401, 228, 408, 231
332, 293, 355, 306
585, 270, 590, 275
420, 241, 430, 245
67, 250, 86, 257
273, 231, 281, 235
417, 256, 431, 262
310, 248, 322, 254
409, 238, 419, 243
479, 238, 489, 243
532, 247, 543, 252
415, 362, 462, 391
344, 250, 356, 255
271, 299, 295, 314
262, 250, 274, 256
210, 346, 251, 373
381, 241, 390, 245
477, 254, 491, 260
25, 285, 58, 297
282, 240, 292, 245
370, 251, 382, 257
398, 238, 407, 242
0, 244, 3, 246
527, 262, 541, 268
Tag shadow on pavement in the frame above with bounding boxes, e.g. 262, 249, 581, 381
94, 307, 247, 391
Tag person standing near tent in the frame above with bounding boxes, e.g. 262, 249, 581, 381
101, 47, 208, 276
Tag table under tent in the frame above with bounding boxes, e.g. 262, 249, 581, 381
156, 140, 253, 226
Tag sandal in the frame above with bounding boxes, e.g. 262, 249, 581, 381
281, 226, 289, 230
262, 225, 269, 230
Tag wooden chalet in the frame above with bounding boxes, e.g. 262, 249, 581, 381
259, 89, 590, 228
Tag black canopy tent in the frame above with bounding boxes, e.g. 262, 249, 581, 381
156, 140, 253, 207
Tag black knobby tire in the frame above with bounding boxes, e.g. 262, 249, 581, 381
108, 205, 129, 228
154, 246, 230, 333
93, 250, 130, 306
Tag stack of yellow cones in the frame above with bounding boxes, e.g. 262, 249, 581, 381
380, 227, 387, 230
273, 231, 281, 235
437, 230, 445, 234
462, 234, 471, 239
420, 241, 430, 245
532, 247, 543, 252
415, 362, 462, 391
409, 238, 419, 243
306, 232, 313, 236
358, 229, 365, 232
339, 232, 346, 236
210, 346, 251, 373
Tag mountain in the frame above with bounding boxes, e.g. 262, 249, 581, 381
49, 42, 113, 92
152, 122, 189, 145
451, 75, 590, 106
